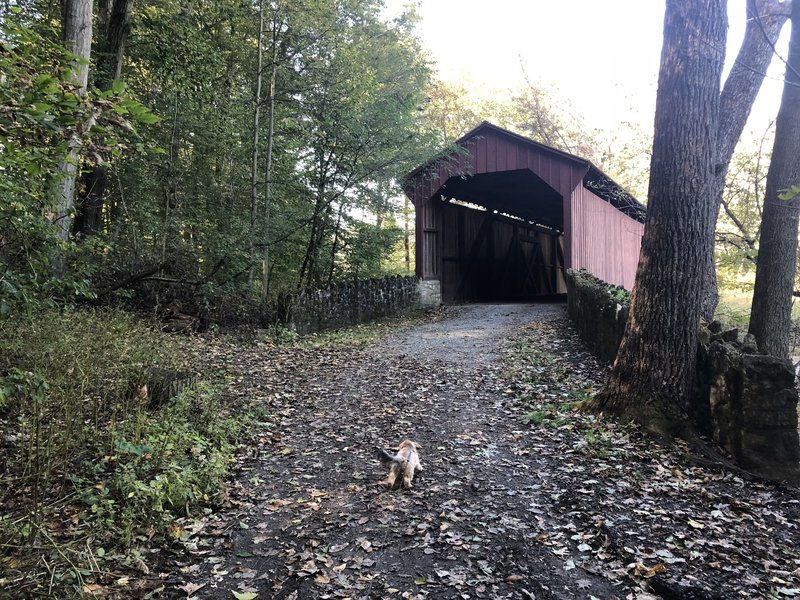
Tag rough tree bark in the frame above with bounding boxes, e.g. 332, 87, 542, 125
591, 0, 727, 437
700, 0, 791, 320
748, 0, 800, 358
52, 0, 93, 242
73, 0, 134, 236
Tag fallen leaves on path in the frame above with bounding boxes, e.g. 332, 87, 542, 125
150, 306, 799, 600
501, 316, 800, 599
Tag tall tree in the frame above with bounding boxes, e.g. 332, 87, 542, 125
513, 79, 597, 160
260, 0, 283, 302
248, 0, 265, 290
73, 0, 135, 236
0, 11, 97, 318
423, 80, 502, 143
748, 0, 800, 357
96, 0, 134, 88
701, 0, 790, 320
51, 0, 93, 241
114, 0, 257, 283
715, 124, 773, 277
295, 2, 434, 287
591, 0, 727, 437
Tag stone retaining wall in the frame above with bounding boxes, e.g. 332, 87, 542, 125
564, 269, 629, 363
418, 279, 442, 307
698, 323, 800, 481
565, 268, 800, 482
280, 275, 421, 335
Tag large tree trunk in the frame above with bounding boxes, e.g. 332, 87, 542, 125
748, 0, 800, 358
52, 0, 93, 242
700, 0, 791, 320
591, 0, 727, 437
327, 203, 344, 285
73, 165, 108, 236
74, 0, 134, 236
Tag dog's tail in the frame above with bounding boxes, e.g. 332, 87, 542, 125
377, 448, 400, 465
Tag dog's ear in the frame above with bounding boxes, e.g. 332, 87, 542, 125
412, 441, 421, 449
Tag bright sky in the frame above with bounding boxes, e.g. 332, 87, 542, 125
385, 0, 790, 141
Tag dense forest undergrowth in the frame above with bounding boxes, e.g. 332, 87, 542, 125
0, 308, 255, 596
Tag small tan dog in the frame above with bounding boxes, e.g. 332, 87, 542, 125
378, 440, 423, 490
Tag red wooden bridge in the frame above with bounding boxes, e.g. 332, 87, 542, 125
403, 122, 645, 303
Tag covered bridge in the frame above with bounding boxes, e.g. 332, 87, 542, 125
403, 122, 646, 304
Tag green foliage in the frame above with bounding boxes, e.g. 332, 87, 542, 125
102, 383, 238, 544
337, 218, 403, 280
606, 283, 630, 304
524, 409, 568, 428
0, 308, 248, 594
421, 77, 528, 146
778, 184, 800, 201
273, 324, 300, 345
716, 128, 772, 288
3, 0, 440, 326
0, 12, 162, 327
2, 308, 178, 420
0, 309, 181, 518
90, 0, 439, 311
0, 16, 90, 322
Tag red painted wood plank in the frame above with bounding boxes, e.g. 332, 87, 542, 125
497, 138, 508, 171
487, 135, 497, 172
476, 136, 488, 173
569, 186, 643, 289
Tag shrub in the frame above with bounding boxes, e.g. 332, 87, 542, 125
0, 308, 181, 480
0, 308, 246, 595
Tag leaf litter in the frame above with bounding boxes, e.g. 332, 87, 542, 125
153, 304, 799, 599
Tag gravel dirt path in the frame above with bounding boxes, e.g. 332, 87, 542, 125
379, 303, 563, 365
161, 304, 800, 600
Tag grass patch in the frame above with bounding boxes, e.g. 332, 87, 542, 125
0, 308, 252, 597
524, 409, 569, 428
504, 336, 594, 429
579, 425, 615, 458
